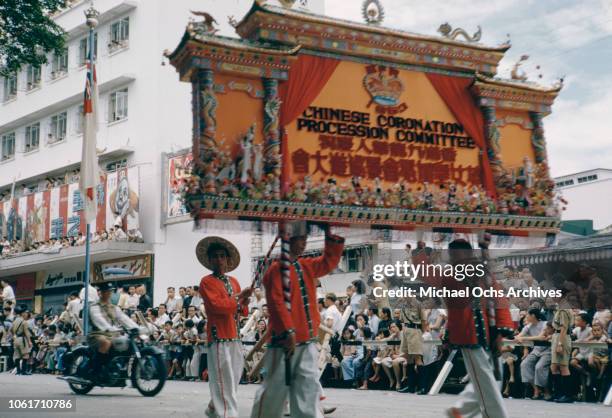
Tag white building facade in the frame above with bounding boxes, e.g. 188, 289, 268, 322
554, 168, 612, 231
0, 0, 325, 310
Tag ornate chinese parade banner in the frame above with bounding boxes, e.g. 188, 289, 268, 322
285, 62, 483, 200
0, 167, 140, 243
167, 2, 563, 235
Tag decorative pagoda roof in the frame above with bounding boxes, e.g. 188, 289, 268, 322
235, 2, 510, 76
475, 73, 563, 93
471, 73, 562, 114
167, 20, 301, 81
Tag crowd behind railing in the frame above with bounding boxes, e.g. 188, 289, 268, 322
0, 227, 144, 259
0, 272, 611, 403
0, 170, 81, 203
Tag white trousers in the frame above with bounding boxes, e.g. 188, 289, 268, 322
454, 347, 508, 418
251, 343, 323, 418
207, 341, 244, 418
190, 345, 203, 378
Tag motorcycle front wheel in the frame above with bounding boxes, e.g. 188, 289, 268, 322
67, 352, 94, 395
130, 354, 166, 397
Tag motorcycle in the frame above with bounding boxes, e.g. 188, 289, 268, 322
59, 329, 167, 397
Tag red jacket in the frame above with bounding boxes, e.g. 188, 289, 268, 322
199, 274, 248, 342
264, 234, 344, 344
414, 254, 514, 347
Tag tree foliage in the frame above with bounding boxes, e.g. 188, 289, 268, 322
0, 0, 67, 76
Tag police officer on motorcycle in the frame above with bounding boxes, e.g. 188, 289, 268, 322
88, 282, 140, 382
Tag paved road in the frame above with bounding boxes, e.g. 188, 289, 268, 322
0, 373, 608, 418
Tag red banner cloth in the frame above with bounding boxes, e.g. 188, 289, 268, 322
425, 73, 497, 198
279, 55, 340, 195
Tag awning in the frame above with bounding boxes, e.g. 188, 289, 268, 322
0, 241, 153, 277
499, 233, 612, 267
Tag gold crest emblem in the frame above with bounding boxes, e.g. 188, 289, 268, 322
363, 65, 407, 114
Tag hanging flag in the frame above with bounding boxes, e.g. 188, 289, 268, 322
5, 177, 16, 240
79, 29, 100, 224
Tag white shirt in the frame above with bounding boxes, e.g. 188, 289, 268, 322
126, 294, 140, 309
67, 298, 82, 316
324, 304, 343, 334
79, 285, 99, 303
189, 294, 203, 308
186, 315, 201, 325
155, 313, 170, 328
573, 326, 592, 356
593, 309, 610, 329
249, 297, 267, 312
368, 314, 380, 336
165, 296, 182, 314
520, 320, 546, 338
1, 285, 15, 303
350, 293, 366, 316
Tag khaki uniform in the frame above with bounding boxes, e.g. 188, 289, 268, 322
551, 309, 572, 366
399, 304, 425, 358
88, 300, 138, 350
11, 317, 32, 360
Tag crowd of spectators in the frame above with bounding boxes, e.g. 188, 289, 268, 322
0, 304, 81, 376
0, 259, 610, 404
0, 226, 144, 259
313, 277, 611, 403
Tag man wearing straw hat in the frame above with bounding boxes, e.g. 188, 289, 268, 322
251, 222, 344, 418
197, 236, 252, 418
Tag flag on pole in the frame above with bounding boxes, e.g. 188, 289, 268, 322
9, 177, 16, 201
79, 29, 100, 223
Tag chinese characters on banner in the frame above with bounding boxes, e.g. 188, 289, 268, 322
0, 167, 140, 243
286, 62, 483, 192
292, 137, 481, 186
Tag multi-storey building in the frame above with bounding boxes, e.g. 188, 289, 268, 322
0, 0, 325, 311
554, 168, 612, 231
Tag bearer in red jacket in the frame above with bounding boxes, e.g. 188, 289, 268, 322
197, 236, 252, 418
415, 238, 514, 418
251, 222, 344, 418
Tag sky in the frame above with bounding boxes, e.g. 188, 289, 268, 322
322, 0, 612, 177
